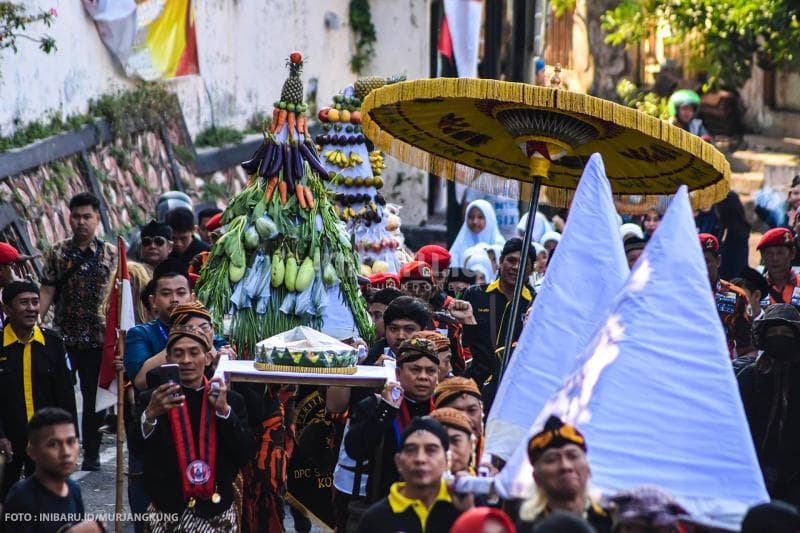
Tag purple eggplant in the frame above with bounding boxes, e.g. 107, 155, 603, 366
263, 142, 284, 177
292, 144, 304, 180
241, 142, 267, 173
283, 144, 295, 189
298, 143, 329, 178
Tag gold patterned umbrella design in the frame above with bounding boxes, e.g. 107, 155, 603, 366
360, 78, 730, 376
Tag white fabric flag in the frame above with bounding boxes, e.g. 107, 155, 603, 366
485, 153, 629, 461
443, 0, 483, 79
495, 186, 768, 530
96, 278, 135, 412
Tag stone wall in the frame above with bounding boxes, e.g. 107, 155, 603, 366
0, 120, 249, 253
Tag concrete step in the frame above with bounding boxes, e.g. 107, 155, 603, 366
731, 171, 763, 196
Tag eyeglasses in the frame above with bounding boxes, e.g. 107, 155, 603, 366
142, 236, 169, 247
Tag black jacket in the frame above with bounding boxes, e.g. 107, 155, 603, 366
738, 359, 800, 504
131, 385, 253, 517
344, 395, 433, 502
0, 326, 77, 446
462, 280, 532, 408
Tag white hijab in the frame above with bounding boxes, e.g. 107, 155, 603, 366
516, 211, 552, 242
465, 250, 495, 282
450, 199, 506, 268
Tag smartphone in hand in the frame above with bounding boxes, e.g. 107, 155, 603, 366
156, 364, 181, 397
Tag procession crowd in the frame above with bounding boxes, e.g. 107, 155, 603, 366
0, 180, 798, 533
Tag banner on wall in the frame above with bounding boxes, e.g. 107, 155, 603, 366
82, 0, 199, 81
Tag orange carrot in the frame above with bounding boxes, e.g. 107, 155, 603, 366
296, 184, 307, 209
287, 112, 297, 138
276, 110, 288, 133
278, 181, 288, 205
297, 115, 307, 136
271, 107, 280, 133
265, 177, 279, 203
303, 185, 315, 209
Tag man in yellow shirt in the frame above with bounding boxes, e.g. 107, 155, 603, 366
0, 281, 76, 498
356, 416, 473, 533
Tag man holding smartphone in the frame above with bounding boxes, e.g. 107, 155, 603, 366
133, 326, 252, 531
344, 338, 440, 507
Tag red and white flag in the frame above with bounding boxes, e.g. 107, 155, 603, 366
96, 236, 136, 412
443, 0, 483, 78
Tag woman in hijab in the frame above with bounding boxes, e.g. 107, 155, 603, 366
450, 200, 506, 269
464, 248, 494, 284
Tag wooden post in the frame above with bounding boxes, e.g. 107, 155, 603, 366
113, 245, 126, 533
115, 330, 126, 533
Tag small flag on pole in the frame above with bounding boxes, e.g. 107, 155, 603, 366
96, 237, 135, 412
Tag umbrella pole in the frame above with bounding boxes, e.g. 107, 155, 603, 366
498, 175, 543, 382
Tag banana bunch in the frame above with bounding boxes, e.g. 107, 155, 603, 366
324, 149, 348, 167
349, 153, 363, 166
369, 150, 386, 176
339, 205, 370, 221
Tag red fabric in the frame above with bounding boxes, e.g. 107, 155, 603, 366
757, 227, 794, 250
0, 243, 19, 265
450, 507, 516, 533
698, 233, 719, 252
175, 0, 200, 77
99, 236, 128, 389
437, 15, 453, 60
399, 261, 434, 283
415, 245, 451, 272
205, 213, 223, 232
369, 272, 400, 290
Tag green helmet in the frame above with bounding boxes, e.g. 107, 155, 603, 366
668, 89, 701, 117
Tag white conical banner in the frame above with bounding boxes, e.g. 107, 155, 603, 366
444, 0, 483, 78
495, 186, 768, 530
485, 153, 628, 461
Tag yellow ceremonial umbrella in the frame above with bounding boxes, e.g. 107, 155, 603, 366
360, 78, 730, 376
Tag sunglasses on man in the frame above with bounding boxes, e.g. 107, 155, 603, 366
142, 236, 170, 247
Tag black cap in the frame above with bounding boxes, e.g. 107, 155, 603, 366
739, 266, 770, 297
3, 281, 39, 305
753, 303, 800, 349
400, 416, 449, 451
140, 220, 173, 240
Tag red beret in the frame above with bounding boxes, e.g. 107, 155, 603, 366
0, 243, 20, 265
698, 233, 719, 253
415, 245, 451, 271
205, 212, 223, 232
368, 272, 400, 290
399, 261, 434, 283
757, 228, 794, 251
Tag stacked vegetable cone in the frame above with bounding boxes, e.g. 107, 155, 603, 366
196, 52, 372, 354
316, 77, 404, 275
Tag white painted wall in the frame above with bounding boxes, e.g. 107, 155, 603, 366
1, 0, 431, 222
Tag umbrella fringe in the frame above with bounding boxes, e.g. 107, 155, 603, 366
363, 79, 730, 211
